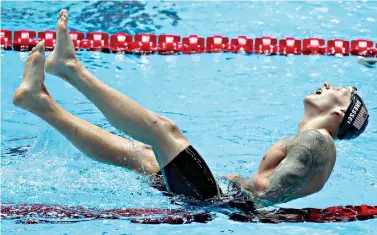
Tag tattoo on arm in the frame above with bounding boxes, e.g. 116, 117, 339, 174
247, 145, 314, 205
244, 130, 332, 205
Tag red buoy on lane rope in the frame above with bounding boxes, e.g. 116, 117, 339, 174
133, 33, 157, 54
158, 34, 181, 55
0, 30, 12, 50
86, 32, 109, 52
206, 35, 229, 53
302, 38, 326, 55
229, 36, 253, 54
182, 35, 205, 54
255, 36, 278, 55
327, 39, 350, 56
279, 37, 301, 55
13, 30, 37, 51
351, 39, 374, 56
109, 32, 133, 53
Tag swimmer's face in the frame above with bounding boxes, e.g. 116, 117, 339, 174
304, 82, 355, 114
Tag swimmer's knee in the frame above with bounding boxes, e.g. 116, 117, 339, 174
151, 115, 187, 142
148, 116, 190, 167
161, 118, 185, 140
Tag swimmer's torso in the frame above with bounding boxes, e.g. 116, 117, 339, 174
251, 130, 336, 200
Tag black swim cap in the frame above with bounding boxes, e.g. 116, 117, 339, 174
337, 93, 369, 140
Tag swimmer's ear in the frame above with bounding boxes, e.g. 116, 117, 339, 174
333, 108, 346, 118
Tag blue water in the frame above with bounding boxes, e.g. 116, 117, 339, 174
1, 1, 377, 234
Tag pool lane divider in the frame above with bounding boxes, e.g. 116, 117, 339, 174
1, 203, 377, 224
1, 30, 377, 56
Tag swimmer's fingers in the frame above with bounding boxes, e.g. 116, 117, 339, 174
219, 174, 237, 181
227, 174, 248, 189
226, 173, 239, 181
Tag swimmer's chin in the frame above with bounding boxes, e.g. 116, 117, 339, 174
303, 95, 313, 104
303, 95, 319, 110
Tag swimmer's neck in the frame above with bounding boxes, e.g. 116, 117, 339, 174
298, 114, 333, 137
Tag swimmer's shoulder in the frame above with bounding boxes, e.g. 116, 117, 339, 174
301, 129, 336, 168
281, 129, 333, 148
283, 129, 336, 169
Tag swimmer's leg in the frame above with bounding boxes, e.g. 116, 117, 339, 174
13, 41, 159, 175
45, 9, 188, 168
46, 10, 221, 200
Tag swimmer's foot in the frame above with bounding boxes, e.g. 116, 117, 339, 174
45, 9, 81, 83
13, 41, 53, 114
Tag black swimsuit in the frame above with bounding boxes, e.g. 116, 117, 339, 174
148, 145, 255, 212
149, 145, 221, 201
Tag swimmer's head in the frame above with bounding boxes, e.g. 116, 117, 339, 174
303, 82, 369, 140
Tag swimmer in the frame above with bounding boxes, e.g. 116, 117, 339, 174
13, 10, 369, 207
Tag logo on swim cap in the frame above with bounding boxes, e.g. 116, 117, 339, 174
337, 93, 369, 140
347, 100, 361, 125
352, 106, 367, 130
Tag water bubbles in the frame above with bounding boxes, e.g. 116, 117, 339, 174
316, 7, 329, 13
331, 18, 340, 24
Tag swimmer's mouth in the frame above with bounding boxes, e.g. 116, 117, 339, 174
311, 88, 322, 95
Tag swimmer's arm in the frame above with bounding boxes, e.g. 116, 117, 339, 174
243, 145, 317, 205
226, 147, 315, 200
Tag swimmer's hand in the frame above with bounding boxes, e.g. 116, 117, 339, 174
359, 57, 377, 68
226, 174, 248, 189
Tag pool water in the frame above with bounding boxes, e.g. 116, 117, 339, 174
1, 1, 377, 234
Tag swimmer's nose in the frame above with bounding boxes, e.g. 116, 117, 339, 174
324, 81, 331, 89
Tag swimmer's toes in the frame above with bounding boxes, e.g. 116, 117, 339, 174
23, 41, 46, 78
57, 9, 68, 33
46, 9, 78, 80
35, 40, 45, 53
59, 9, 66, 18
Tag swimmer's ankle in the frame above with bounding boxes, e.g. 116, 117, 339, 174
68, 60, 85, 74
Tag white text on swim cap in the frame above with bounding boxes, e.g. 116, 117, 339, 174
347, 100, 361, 124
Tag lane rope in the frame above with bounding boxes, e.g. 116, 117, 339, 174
1, 203, 377, 224
1, 30, 377, 56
